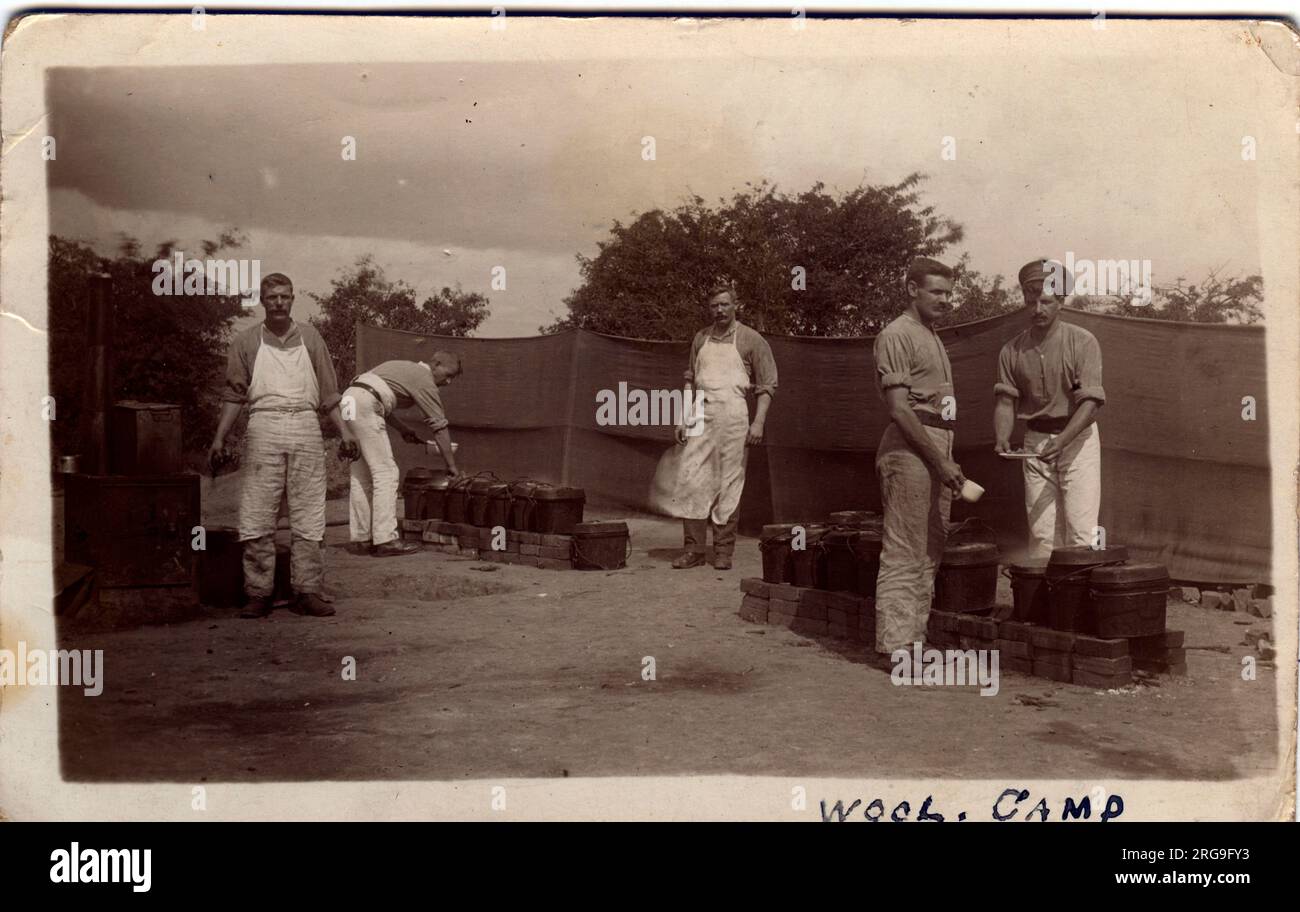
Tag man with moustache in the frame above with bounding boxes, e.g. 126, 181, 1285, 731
671, 277, 778, 571
208, 272, 356, 618
872, 257, 966, 655
994, 259, 1106, 558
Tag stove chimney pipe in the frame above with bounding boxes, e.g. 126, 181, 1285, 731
79, 271, 114, 475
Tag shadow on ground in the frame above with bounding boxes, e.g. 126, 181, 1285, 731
56, 510, 1277, 783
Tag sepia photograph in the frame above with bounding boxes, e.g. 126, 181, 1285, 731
0, 10, 1296, 832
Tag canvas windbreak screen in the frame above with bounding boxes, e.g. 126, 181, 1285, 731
356, 309, 1270, 584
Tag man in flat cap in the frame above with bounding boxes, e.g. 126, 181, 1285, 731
208, 272, 355, 618
993, 258, 1106, 558
872, 257, 966, 655
671, 277, 778, 570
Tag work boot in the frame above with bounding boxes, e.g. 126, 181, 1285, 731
672, 551, 708, 569
713, 552, 733, 571
710, 514, 739, 555
238, 596, 272, 619
372, 540, 420, 557
674, 518, 709, 568
296, 593, 336, 617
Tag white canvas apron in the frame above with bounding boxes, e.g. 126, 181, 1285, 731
672, 332, 751, 524
238, 329, 322, 541
248, 327, 319, 412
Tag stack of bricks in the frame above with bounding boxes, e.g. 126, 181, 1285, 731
739, 578, 875, 644
1030, 628, 1076, 684
1128, 630, 1186, 675
1070, 635, 1133, 688
399, 520, 576, 569
739, 578, 1186, 689
933, 609, 1153, 688
991, 620, 1033, 675
958, 614, 999, 653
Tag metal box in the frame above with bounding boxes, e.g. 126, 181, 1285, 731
64, 473, 200, 588
110, 401, 183, 475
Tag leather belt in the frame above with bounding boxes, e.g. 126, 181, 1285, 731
1027, 415, 1070, 433
349, 379, 388, 416
913, 410, 955, 431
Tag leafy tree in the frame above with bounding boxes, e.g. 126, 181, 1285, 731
1074, 270, 1264, 325
48, 232, 248, 454
543, 174, 980, 339
937, 254, 1016, 328
308, 254, 489, 383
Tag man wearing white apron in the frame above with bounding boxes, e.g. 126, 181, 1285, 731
208, 273, 354, 618
672, 279, 777, 570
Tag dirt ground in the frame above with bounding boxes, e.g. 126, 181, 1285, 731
56, 506, 1277, 783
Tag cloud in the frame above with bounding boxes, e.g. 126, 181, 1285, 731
46, 53, 1262, 329
50, 188, 581, 338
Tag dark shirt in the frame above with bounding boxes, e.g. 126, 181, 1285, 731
874, 311, 953, 417
995, 320, 1106, 420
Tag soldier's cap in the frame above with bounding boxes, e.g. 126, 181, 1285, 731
1018, 258, 1073, 296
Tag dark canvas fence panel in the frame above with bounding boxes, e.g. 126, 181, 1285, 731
356, 309, 1270, 583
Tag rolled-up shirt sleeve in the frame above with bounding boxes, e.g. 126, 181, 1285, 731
683, 333, 704, 385
220, 332, 254, 405
414, 385, 449, 432
872, 331, 911, 394
743, 329, 778, 398
303, 327, 342, 412
1070, 332, 1106, 406
994, 343, 1021, 400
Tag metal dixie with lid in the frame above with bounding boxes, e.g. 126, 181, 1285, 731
421, 475, 453, 520
933, 541, 1000, 614
788, 523, 830, 589
484, 482, 513, 529
528, 485, 586, 534
1004, 558, 1049, 623
467, 476, 500, 527
400, 467, 439, 522
821, 527, 862, 593
444, 475, 475, 524
1045, 545, 1129, 631
1087, 561, 1171, 637
507, 481, 539, 530
759, 523, 799, 584
571, 521, 629, 570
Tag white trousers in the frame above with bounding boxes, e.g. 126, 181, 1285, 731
1023, 423, 1102, 559
347, 386, 400, 546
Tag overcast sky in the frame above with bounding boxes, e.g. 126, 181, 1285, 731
47, 36, 1266, 336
